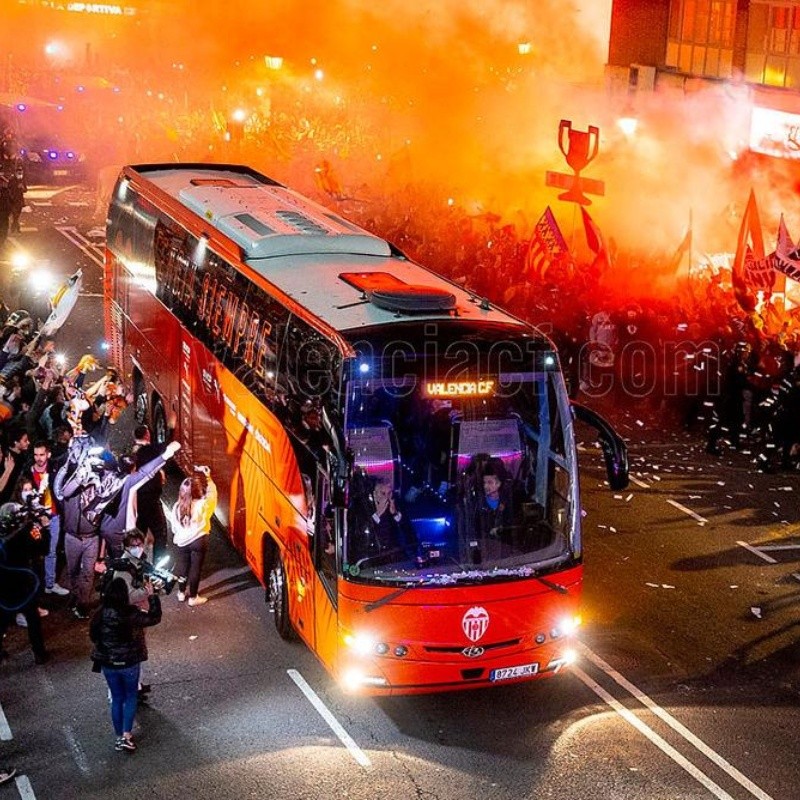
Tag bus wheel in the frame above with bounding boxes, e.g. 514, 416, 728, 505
152, 398, 167, 445
269, 554, 296, 641
133, 374, 148, 425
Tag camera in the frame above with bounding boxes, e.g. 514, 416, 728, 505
142, 556, 186, 596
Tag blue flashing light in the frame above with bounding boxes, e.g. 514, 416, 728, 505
100, 341, 110, 351
544, 355, 555, 367
47, 151, 58, 160
358, 362, 370, 374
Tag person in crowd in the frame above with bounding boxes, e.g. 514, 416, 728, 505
0, 425, 29, 506
96, 441, 180, 560
0, 497, 50, 665
7, 165, 26, 236
131, 425, 170, 562
89, 576, 161, 753
53, 434, 104, 619
169, 465, 216, 606
27, 440, 68, 596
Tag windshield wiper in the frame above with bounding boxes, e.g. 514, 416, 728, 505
534, 575, 569, 595
364, 583, 420, 613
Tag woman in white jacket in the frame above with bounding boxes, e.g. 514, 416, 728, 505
169, 466, 217, 607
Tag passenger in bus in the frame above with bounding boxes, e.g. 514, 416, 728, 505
477, 460, 516, 540
366, 477, 416, 555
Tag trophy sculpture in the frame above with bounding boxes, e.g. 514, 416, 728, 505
557, 119, 599, 206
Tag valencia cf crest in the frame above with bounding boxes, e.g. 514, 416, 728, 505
462, 606, 489, 642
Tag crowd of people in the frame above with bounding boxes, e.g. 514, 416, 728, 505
0, 290, 218, 754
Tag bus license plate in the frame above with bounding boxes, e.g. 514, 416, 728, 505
490, 662, 539, 682
53, 169, 68, 176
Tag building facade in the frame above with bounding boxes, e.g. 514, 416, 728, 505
608, 0, 800, 160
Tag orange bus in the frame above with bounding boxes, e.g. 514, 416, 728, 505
104, 163, 628, 695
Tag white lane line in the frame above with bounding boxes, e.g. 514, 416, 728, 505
666, 499, 708, 525
737, 541, 777, 564
572, 665, 737, 800
14, 775, 37, 800
629, 476, 650, 489
755, 544, 800, 551
580, 646, 773, 800
0, 702, 12, 740
287, 669, 371, 768
62, 724, 90, 775
56, 226, 104, 268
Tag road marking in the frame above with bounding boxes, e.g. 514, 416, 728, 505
56, 226, 104, 268
0, 702, 12, 740
14, 775, 37, 800
62, 724, 90, 775
629, 476, 650, 489
572, 665, 737, 800
666, 499, 708, 524
287, 669, 371, 768
579, 645, 773, 800
754, 543, 800, 551
737, 541, 778, 564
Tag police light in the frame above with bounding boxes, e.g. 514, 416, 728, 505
358, 362, 370, 375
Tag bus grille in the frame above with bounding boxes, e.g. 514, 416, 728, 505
424, 638, 520, 654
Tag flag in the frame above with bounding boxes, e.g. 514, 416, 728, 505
731, 190, 769, 312
580, 206, 611, 272
40, 269, 83, 337
771, 214, 800, 283
669, 211, 692, 275
524, 207, 569, 278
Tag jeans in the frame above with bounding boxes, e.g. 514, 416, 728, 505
64, 534, 100, 610
174, 536, 208, 597
43, 514, 61, 589
102, 663, 141, 736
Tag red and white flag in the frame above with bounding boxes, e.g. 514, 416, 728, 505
732, 190, 771, 311
524, 207, 569, 278
581, 206, 610, 271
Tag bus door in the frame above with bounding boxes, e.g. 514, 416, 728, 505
179, 331, 195, 465
311, 463, 338, 670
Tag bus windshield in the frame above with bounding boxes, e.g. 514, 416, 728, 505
343, 368, 577, 586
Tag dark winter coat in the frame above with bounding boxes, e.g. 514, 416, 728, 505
89, 594, 161, 668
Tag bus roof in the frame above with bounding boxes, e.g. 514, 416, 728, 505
127, 163, 531, 334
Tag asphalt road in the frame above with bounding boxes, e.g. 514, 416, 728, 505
0, 186, 798, 800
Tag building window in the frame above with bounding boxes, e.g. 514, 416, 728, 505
746, 2, 800, 87
667, 0, 736, 78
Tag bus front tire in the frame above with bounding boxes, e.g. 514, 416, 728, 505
269, 554, 296, 641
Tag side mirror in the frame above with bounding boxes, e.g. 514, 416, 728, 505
571, 402, 629, 490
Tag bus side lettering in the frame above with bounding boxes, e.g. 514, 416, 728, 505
221, 289, 238, 343
243, 314, 260, 365
231, 301, 249, 357
211, 285, 227, 337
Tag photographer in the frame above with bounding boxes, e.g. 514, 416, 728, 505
0, 500, 50, 665
89, 577, 161, 753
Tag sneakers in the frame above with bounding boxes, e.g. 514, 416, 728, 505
72, 607, 89, 620
45, 583, 70, 596
15, 614, 26, 628
0, 767, 17, 785
37, 607, 49, 618
114, 737, 124, 752
119, 735, 136, 752
187, 595, 208, 607
176, 591, 185, 602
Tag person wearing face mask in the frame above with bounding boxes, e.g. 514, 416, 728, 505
98, 529, 153, 702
